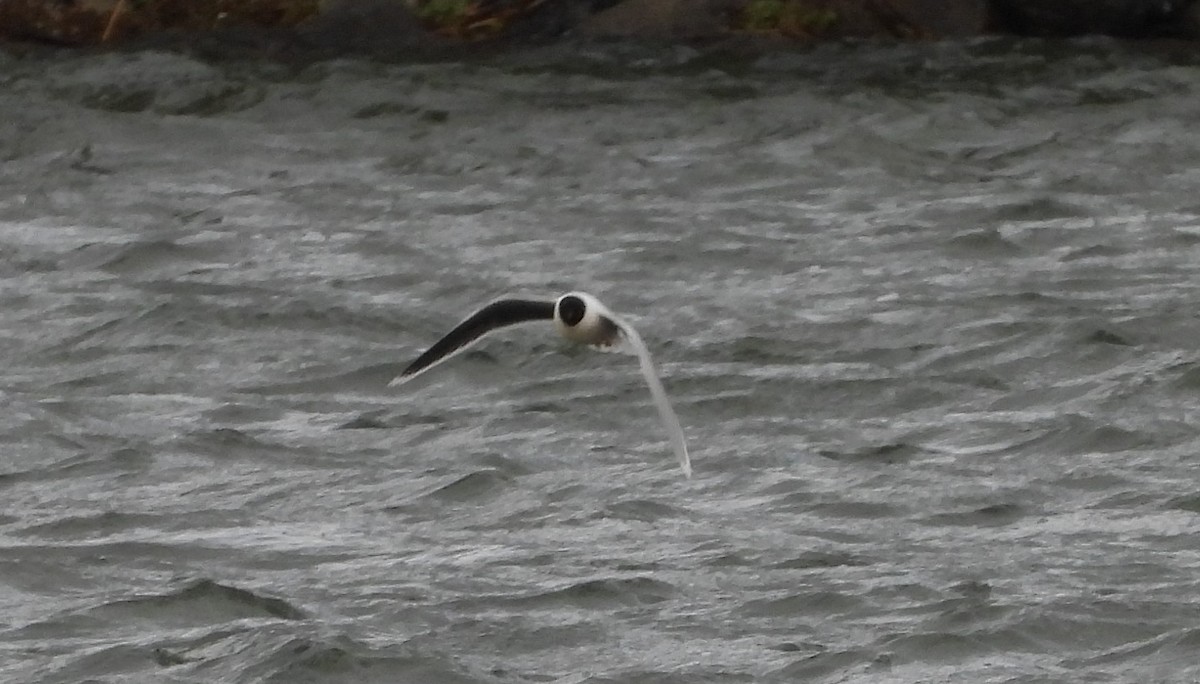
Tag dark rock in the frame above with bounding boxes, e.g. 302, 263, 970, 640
99, 0, 442, 63
886, 0, 990, 38
0, 0, 113, 45
486, 0, 598, 41
400, 0, 623, 42
297, 0, 444, 55
989, 0, 1192, 38
1180, 2, 1200, 39
702, 0, 988, 41
0, 0, 321, 46
579, 0, 988, 42
579, 0, 739, 39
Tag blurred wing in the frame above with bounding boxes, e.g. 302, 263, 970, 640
390, 298, 555, 386
610, 316, 692, 478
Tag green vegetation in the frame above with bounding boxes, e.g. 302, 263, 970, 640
412, 0, 472, 25
740, 0, 838, 37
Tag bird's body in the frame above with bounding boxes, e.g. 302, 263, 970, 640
391, 292, 691, 478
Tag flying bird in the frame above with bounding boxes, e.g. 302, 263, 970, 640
390, 292, 691, 478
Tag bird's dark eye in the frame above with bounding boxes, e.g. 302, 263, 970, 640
557, 295, 586, 326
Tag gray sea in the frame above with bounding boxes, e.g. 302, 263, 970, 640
1, 36, 1199, 683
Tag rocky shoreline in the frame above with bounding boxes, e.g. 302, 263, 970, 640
2, 0, 1199, 56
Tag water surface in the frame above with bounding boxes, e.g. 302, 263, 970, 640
1, 37, 1199, 683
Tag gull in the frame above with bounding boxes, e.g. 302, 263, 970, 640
390, 292, 691, 478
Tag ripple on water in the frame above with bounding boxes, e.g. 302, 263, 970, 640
773, 647, 882, 681
739, 589, 865, 618
34, 628, 494, 684
1065, 626, 1200, 679
996, 415, 1158, 457
920, 502, 1030, 528
1166, 360, 1200, 391
46, 51, 265, 115
816, 441, 929, 465
943, 227, 1025, 258
252, 636, 493, 684
770, 549, 872, 570
595, 497, 684, 523
60, 238, 225, 276
90, 578, 304, 625
387, 468, 518, 508
6, 578, 304, 651
510, 576, 676, 610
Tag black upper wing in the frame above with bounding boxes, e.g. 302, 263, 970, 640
397, 298, 555, 381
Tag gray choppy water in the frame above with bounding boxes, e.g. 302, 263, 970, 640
1, 37, 1200, 683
